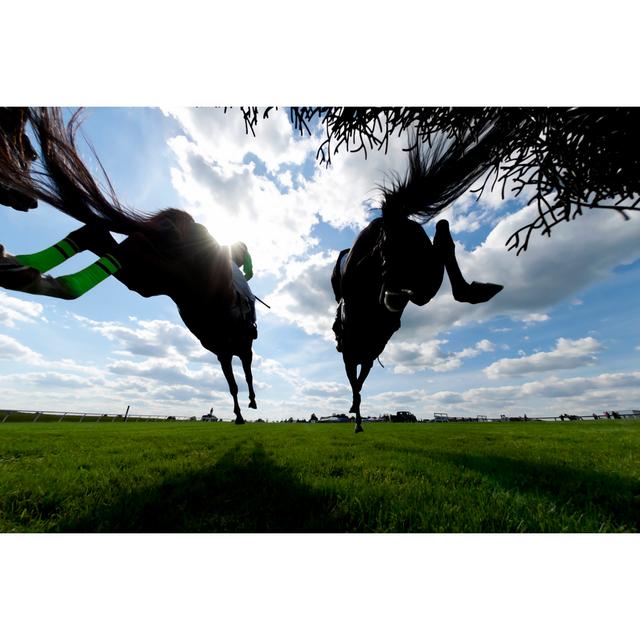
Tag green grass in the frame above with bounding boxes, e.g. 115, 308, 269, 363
0, 419, 638, 532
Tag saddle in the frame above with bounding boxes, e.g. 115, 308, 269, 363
231, 292, 258, 339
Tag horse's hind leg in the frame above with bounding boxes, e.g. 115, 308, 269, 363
218, 353, 245, 424
240, 349, 257, 409
434, 220, 503, 304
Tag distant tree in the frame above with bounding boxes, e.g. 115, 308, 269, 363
235, 107, 640, 253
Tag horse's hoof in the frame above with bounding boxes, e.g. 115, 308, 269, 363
235, 416, 245, 425
458, 282, 503, 304
248, 400, 257, 409
354, 424, 364, 433
0, 255, 40, 291
467, 281, 504, 304
349, 404, 357, 413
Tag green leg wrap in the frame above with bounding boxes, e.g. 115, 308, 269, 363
56, 254, 122, 299
16, 237, 81, 273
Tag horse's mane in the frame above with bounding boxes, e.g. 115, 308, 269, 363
379, 119, 508, 224
0, 108, 154, 235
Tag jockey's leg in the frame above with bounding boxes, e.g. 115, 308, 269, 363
434, 219, 503, 304
341, 218, 384, 301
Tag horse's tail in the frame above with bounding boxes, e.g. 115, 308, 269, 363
0, 108, 152, 234
379, 116, 508, 224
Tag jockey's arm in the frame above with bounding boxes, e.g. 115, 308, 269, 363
243, 250, 253, 281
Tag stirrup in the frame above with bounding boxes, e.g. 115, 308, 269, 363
381, 289, 413, 313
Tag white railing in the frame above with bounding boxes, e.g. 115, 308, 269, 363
0, 409, 194, 423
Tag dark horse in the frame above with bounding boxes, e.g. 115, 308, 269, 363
0, 108, 257, 424
332, 127, 507, 432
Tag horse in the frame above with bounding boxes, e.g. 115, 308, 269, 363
331, 127, 508, 432
0, 108, 257, 424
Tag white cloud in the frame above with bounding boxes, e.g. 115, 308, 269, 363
385, 338, 497, 374
484, 337, 602, 379
163, 108, 315, 173
107, 358, 227, 390
161, 108, 420, 283
0, 292, 44, 327
521, 313, 550, 325
427, 371, 640, 417
476, 339, 495, 352
266, 251, 338, 339
0, 371, 94, 388
0, 334, 43, 364
74, 315, 204, 359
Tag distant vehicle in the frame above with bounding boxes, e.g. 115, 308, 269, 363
388, 411, 417, 423
201, 414, 219, 422
318, 413, 351, 423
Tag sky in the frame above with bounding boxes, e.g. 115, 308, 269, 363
1, 107, 640, 421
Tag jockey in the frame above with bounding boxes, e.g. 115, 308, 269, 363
229, 241, 257, 336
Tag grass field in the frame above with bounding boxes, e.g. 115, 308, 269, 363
0, 419, 638, 532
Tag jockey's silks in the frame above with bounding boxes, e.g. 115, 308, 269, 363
243, 251, 253, 281
15, 236, 81, 272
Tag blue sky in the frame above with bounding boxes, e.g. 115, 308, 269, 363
1, 107, 639, 421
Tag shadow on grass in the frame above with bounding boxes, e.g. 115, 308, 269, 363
438, 452, 640, 532
58, 443, 344, 533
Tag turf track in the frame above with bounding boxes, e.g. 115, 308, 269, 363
0, 419, 638, 532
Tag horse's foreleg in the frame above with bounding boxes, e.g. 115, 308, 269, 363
218, 354, 245, 424
240, 349, 257, 409
345, 357, 373, 433
0, 225, 122, 300
434, 219, 503, 304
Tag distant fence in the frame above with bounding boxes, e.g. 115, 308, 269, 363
433, 411, 640, 423
0, 409, 194, 423
2, 407, 639, 425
